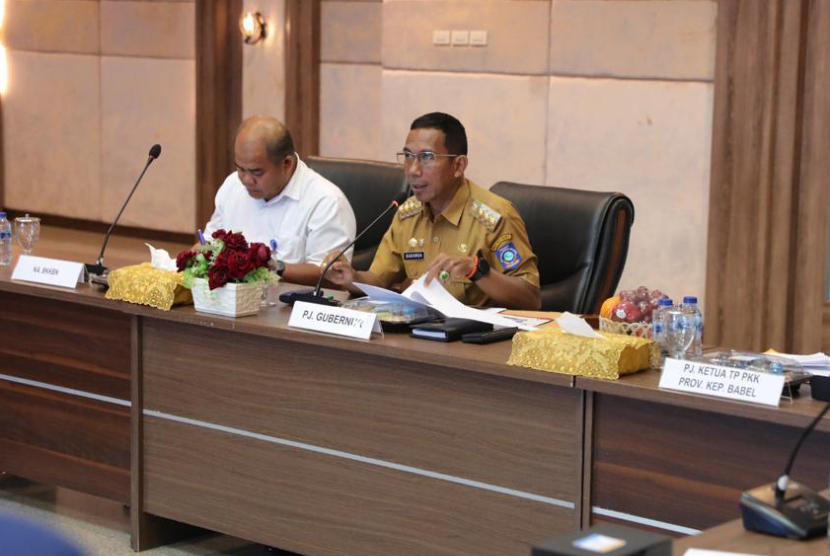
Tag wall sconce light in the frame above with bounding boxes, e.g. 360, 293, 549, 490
240, 11, 267, 45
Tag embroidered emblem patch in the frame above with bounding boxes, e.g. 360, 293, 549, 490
490, 233, 513, 252
404, 251, 425, 260
495, 241, 522, 270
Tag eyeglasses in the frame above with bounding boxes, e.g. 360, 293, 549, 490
396, 151, 459, 166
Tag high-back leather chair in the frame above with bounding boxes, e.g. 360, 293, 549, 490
307, 156, 409, 270
490, 182, 635, 314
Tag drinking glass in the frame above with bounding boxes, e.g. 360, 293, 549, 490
260, 281, 276, 307
663, 309, 695, 360
14, 214, 40, 255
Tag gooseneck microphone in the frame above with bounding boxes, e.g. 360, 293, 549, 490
774, 401, 830, 502
281, 199, 400, 307
86, 144, 162, 279
740, 400, 830, 539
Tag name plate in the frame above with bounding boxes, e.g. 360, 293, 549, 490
11, 255, 85, 289
659, 358, 785, 407
288, 301, 381, 340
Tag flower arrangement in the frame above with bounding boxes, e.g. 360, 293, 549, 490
176, 229, 275, 290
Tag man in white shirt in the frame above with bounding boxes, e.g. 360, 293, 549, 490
205, 116, 357, 285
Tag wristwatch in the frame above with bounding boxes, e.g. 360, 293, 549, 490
470, 255, 490, 282
272, 258, 286, 277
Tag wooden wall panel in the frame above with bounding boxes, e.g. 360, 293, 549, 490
0, 291, 131, 398
143, 418, 572, 556
707, 0, 830, 352
798, 0, 830, 350
591, 394, 830, 531
285, 0, 320, 158
0, 290, 131, 502
195, 0, 243, 230
0, 382, 130, 502
0, 98, 4, 210
142, 319, 581, 501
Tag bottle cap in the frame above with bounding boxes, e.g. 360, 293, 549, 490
658, 298, 673, 306
683, 296, 698, 304
0, 212, 5, 219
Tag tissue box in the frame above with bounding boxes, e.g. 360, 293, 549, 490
507, 326, 653, 379
105, 263, 192, 311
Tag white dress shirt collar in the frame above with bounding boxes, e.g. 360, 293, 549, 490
264, 154, 305, 205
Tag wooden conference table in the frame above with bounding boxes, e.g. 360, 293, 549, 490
2, 244, 830, 556
673, 510, 828, 555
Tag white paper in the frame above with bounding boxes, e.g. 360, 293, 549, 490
765, 351, 830, 376
146, 243, 178, 271
479, 307, 551, 328
684, 549, 763, 556
556, 312, 605, 339
355, 276, 537, 331
773, 351, 830, 367
496, 314, 550, 328
353, 281, 429, 308
404, 276, 536, 330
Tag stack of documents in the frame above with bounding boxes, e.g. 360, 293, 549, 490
354, 276, 540, 331
769, 351, 830, 376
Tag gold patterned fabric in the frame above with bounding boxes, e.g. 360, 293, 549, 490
508, 327, 652, 380
105, 263, 192, 311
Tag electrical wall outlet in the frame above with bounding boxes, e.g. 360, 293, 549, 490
433, 30, 450, 45
451, 30, 469, 46
470, 30, 488, 46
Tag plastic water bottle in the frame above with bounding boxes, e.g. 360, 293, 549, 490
0, 212, 11, 266
652, 298, 674, 368
681, 295, 703, 359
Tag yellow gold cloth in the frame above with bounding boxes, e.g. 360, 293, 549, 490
105, 263, 192, 311
508, 327, 652, 380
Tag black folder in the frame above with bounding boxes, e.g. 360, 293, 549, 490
410, 318, 493, 342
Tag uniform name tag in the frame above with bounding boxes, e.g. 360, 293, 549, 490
404, 251, 424, 260
288, 301, 381, 340
12, 255, 85, 289
659, 358, 784, 407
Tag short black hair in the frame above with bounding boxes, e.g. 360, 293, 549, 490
410, 112, 468, 156
233, 117, 296, 165
264, 128, 295, 164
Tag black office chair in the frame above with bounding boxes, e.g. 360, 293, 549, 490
307, 156, 409, 270
490, 182, 635, 314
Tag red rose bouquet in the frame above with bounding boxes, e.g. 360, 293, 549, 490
176, 229, 275, 290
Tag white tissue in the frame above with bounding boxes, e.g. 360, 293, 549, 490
555, 312, 605, 339
146, 243, 178, 272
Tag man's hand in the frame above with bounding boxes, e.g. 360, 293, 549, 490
424, 254, 476, 285
322, 251, 356, 287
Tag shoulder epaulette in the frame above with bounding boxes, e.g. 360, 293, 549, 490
470, 199, 502, 232
398, 197, 423, 220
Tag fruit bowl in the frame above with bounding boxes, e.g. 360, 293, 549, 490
599, 317, 653, 339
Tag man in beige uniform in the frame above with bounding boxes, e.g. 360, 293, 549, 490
326, 112, 540, 310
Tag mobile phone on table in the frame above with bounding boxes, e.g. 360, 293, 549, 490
461, 327, 518, 344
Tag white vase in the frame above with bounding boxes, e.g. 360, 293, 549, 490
190, 278, 263, 317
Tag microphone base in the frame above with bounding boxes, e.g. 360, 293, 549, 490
85, 263, 110, 286
741, 480, 829, 539
278, 289, 339, 307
